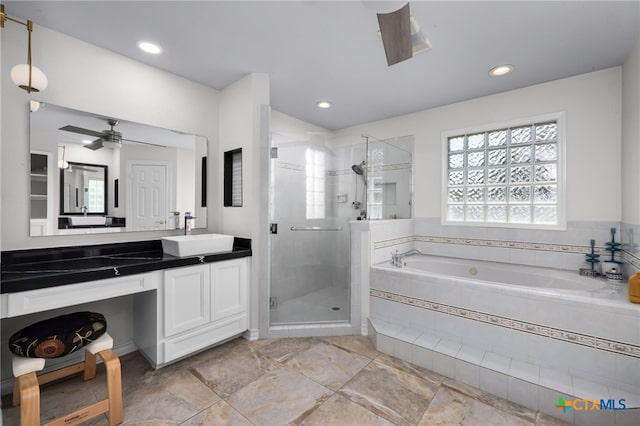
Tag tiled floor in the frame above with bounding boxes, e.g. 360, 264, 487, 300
2, 336, 569, 425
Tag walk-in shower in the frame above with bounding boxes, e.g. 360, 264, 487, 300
266, 132, 413, 331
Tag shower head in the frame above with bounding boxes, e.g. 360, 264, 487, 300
351, 160, 366, 175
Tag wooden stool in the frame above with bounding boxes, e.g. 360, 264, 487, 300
12, 333, 123, 426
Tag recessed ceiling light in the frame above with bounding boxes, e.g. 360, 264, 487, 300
82, 139, 93, 144
316, 101, 332, 109
137, 41, 162, 55
489, 64, 514, 77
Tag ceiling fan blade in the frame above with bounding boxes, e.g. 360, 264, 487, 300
83, 139, 103, 150
122, 138, 167, 148
59, 125, 104, 138
74, 166, 98, 172
377, 2, 413, 66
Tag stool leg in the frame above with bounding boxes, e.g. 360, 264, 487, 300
12, 377, 21, 407
99, 349, 123, 426
17, 373, 40, 426
84, 349, 97, 381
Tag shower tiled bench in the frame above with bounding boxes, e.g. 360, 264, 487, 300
368, 318, 639, 426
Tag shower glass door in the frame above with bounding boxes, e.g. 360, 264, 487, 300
269, 134, 350, 325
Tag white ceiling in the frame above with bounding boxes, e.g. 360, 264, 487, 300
5, 1, 640, 131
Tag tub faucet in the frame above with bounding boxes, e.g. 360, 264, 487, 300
390, 249, 404, 267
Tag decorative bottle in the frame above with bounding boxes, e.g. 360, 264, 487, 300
628, 272, 640, 304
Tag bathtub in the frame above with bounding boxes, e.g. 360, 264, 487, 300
384, 255, 625, 299
369, 254, 640, 396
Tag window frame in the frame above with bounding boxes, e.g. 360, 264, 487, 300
440, 112, 566, 230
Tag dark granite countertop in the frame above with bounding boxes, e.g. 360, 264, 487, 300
1, 238, 251, 294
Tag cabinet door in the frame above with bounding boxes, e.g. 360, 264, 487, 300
164, 264, 210, 337
211, 258, 247, 321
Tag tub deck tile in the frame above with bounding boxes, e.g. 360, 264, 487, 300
480, 351, 512, 375
539, 367, 574, 396
457, 344, 486, 364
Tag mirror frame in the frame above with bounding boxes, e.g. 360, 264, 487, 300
59, 161, 108, 216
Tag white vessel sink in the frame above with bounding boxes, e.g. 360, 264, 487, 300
69, 216, 106, 226
162, 234, 234, 257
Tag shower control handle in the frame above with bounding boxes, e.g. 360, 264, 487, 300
270, 223, 278, 234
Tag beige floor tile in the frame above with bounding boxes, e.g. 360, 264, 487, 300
339, 359, 439, 426
419, 386, 533, 426
376, 353, 445, 386
2, 337, 573, 426
179, 400, 252, 426
227, 367, 333, 425
120, 369, 220, 425
321, 336, 381, 359
287, 342, 371, 390
535, 412, 572, 425
252, 337, 321, 364
189, 339, 277, 399
300, 393, 394, 426
443, 378, 538, 423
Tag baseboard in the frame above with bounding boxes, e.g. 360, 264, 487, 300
243, 328, 259, 341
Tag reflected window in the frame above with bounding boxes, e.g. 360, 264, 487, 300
305, 148, 325, 219
87, 178, 105, 212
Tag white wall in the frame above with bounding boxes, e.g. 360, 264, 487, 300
218, 73, 269, 333
334, 68, 623, 223
1, 23, 220, 250
622, 36, 640, 226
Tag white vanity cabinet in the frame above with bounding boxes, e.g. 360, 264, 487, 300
159, 258, 248, 365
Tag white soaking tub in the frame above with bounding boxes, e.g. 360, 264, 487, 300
369, 254, 640, 396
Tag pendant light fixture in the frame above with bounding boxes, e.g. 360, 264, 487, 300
58, 145, 69, 170
0, 4, 48, 93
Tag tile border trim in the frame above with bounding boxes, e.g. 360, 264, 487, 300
373, 235, 611, 256
370, 288, 640, 359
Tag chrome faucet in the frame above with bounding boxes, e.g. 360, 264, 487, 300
184, 212, 196, 235
390, 248, 423, 267
80, 206, 88, 215
390, 249, 404, 267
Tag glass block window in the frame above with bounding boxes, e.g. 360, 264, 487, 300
444, 116, 563, 228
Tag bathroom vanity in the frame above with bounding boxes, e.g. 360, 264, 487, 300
1, 238, 251, 368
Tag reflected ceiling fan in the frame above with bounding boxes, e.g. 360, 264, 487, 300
376, 2, 431, 66
59, 119, 166, 150
65, 164, 98, 173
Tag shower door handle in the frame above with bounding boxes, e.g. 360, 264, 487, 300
270, 223, 278, 234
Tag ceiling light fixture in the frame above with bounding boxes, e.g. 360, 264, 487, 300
409, 16, 431, 54
137, 40, 162, 55
316, 101, 332, 109
489, 64, 514, 77
0, 3, 48, 93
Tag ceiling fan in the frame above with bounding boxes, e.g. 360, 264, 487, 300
376, 2, 431, 66
65, 164, 98, 173
59, 119, 166, 150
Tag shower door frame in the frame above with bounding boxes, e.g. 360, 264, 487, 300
259, 129, 360, 338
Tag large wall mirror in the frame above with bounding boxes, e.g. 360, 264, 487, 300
29, 102, 208, 236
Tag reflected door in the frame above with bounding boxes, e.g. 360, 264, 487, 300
129, 163, 167, 231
